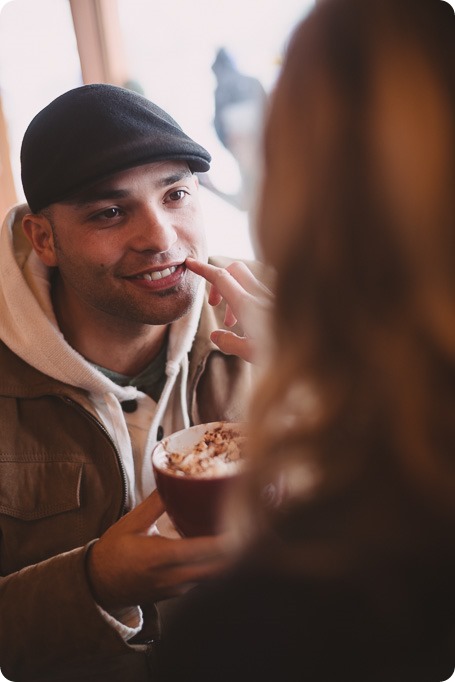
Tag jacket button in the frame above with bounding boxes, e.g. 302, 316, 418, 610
121, 399, 138, 413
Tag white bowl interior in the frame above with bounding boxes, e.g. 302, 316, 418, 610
152, 421, 244, 472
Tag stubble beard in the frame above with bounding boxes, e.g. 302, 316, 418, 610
49, 217, 202, 327
67, 268, 200, 327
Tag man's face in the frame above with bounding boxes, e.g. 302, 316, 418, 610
41, 161, 208, 328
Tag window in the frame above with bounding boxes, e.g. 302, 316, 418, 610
117, 0, 314, 258
0, 0, 82, 197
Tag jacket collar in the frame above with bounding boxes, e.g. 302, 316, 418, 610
0, 338, 91, 405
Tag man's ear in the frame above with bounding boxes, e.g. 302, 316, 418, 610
22, 213, 58, 267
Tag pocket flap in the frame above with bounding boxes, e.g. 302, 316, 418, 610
0, 461, 82, 520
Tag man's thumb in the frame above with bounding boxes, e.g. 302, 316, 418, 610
121, 489, 166, 532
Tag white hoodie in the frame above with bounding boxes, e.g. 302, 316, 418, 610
0, 204, 206, 511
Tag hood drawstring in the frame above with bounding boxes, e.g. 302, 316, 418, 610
179, 353, 191, 430
143, 359, 180, 458
143, 280, 205, 456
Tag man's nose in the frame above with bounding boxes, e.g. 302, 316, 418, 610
131, 205, 178, 252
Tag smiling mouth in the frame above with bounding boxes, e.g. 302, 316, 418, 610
132, 265, 178, 281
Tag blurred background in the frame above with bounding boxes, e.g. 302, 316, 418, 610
0, 0, 315, 261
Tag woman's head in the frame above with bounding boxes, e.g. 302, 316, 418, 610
248, 0, 455, 520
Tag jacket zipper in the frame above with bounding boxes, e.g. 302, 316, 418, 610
60, 396, 129, 517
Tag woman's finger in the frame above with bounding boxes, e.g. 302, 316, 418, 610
225, 260, 273, 299
224, 304, 238, 328
208, 284, 223, 307
210, 330, 257, 363
186, 258, 272, 363
187, 258, 272, 299
187, 258, 257, 317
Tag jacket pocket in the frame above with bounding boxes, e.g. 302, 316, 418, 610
0, 461, 86, 573
0, 461, 82, 520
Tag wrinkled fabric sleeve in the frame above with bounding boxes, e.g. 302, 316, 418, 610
0, 544, 141, 681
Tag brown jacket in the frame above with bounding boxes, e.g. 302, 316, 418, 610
0, 273, 262, 682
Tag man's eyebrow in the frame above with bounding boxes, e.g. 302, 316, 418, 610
156, 169, 193, 187
63, 169, 193, 208
64, 188, 130, 209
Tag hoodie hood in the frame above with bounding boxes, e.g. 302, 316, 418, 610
0, 204, 205, 508
0, 204, 139, 400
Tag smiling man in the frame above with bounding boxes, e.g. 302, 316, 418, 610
24, 161, 207, 375
0, 84, 261, 682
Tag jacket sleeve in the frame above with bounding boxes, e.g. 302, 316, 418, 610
0, 543, 139, 681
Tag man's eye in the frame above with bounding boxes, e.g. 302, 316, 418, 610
167, 189, 187, 202
94, 207, 123, 220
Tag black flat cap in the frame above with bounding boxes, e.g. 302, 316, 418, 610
21, 83, 211, 213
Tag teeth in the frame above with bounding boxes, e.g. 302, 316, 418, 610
137, 266, 177, 281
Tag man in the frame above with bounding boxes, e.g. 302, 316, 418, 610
0, 84, 260, 681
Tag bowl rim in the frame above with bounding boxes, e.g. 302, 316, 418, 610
152, 420, 246, 481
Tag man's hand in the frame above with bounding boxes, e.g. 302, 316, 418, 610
186, 257, 273, 363
86, 490, 233, 610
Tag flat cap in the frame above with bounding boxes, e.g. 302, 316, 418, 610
21, 83, 211, 213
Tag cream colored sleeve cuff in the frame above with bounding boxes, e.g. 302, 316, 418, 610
96, 604, 143, 641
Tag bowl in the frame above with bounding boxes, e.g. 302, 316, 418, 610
152, 421, 246, 537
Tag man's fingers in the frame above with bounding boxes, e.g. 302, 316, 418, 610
154, 532, 233, 566
118, 490, 166, 533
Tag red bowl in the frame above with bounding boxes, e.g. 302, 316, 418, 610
152, 422, 245, 537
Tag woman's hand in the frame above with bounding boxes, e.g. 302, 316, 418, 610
186, 257, 273, 363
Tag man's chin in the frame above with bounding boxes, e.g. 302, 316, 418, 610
143, 289, 198, 326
